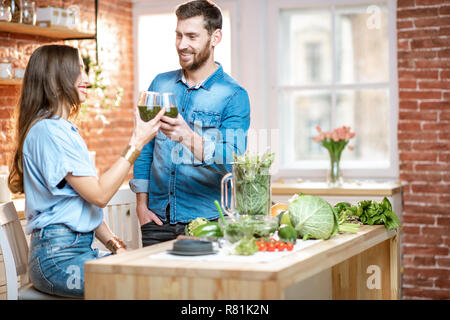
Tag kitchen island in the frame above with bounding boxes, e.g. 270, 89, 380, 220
84, 224, 400, 300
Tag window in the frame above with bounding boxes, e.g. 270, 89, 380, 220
268, 0, 398, 179
305, 42, 322, 82
134, 1, 234, 93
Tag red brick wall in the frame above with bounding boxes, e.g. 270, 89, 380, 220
397, 0, 450, 300
0, 0, 134, 176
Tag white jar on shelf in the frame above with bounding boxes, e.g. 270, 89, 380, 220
0, 1, 12, 22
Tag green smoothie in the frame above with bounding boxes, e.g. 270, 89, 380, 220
164, 107, 179, 118
139, 105, 178, 122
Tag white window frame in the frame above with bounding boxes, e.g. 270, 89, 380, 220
132, 0, 240, 106
267, 0, 399, 180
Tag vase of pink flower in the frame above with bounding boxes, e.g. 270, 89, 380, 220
313, 125, 355, 187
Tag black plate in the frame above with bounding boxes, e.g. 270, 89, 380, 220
167, 250, 218, 256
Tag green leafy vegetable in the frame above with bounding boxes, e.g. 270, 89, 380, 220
334, 197, 401, 230
338, 223, 360, 234
232, 236, 259, 256
332, 201, 360, 234
288, 194, 339, 240
223, 221, 244, 243
233, 151, 275, 216
224, 216, 277, 243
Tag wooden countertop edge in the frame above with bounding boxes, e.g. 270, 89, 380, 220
85, 225, 397, 281
271, 183, 403, 196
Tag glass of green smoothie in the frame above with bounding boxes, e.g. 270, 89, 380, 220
160, 92, 178, 118
138, 91, 161, 122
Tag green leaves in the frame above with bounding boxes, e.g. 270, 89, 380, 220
233, 151, 275, 216
334, 197, 401, 230
232, 236, 259, 256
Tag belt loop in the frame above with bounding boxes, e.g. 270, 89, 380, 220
39, 228, 44, 239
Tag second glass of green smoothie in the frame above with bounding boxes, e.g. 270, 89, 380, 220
160, 92, 178, 118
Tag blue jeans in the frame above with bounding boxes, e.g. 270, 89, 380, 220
28, 224, 108, 298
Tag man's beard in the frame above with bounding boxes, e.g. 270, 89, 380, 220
179, 39, 212, 71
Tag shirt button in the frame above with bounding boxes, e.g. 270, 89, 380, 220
182, 109, 185, 112
171, 171, 175, 175
170, 192, 174, 195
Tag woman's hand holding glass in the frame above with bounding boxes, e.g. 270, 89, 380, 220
131, 104, 165, 150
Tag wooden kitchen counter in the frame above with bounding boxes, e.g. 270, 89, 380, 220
272, 181, 403, 197
84, 225, 400, 300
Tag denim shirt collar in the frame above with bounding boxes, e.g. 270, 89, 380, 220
176, 62, 223, 91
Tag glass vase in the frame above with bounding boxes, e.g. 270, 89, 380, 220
327, 151, 343, 187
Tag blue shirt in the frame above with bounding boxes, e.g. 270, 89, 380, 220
130, 64, 250, 223
22, 117, 103, 234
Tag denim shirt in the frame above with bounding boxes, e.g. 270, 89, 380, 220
22, 117, 103, 234
130, 63, 250, 223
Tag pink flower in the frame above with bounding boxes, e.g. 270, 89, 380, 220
318, 132, 325, 142
331, 131, 339, 142
312, 125, 356, 149
337, 128, 346, 140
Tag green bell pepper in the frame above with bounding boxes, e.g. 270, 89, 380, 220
192, 222, 223, 238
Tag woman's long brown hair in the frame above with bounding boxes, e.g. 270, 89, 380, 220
8, 45, 82, 194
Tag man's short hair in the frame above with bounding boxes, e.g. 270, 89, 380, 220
176, 0, 222, 35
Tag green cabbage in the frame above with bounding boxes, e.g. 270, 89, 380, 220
288, 194, 339, 240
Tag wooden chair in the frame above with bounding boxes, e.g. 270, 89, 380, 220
0, 201, 74, 300
93, 186, 141, 251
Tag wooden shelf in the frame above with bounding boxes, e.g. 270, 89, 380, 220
0, 21, 95, 40
272, 181, 403, 197
0, 78, 22, 85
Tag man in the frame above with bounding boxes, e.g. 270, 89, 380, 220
130, 0, 250, 246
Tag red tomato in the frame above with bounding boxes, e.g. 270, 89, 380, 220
286, 242, 294, 251
277, 242, 286, 251
266, 242, 276, 252
256, 241, 266, 251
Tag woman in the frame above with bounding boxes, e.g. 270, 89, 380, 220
7, 45, 165, 298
